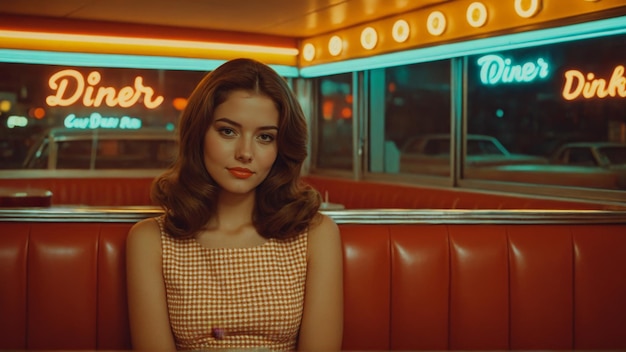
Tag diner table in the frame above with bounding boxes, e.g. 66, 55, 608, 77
0, 187, 52, 207
320, 190, 345, 210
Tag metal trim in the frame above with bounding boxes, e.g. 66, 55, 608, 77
1, 207, 625, 224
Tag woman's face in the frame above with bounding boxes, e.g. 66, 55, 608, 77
203, 90, 279, 196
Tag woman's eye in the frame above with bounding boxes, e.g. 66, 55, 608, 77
258, 134, 275, 143
219, 128, 236, 136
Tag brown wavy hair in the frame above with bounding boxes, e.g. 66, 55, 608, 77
152, 58, 321, 239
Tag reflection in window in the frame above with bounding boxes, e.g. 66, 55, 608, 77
565, 148, 597, 166
315, 74, 353, 170
602, 146, 626, 165
57, 140, 93, 169
0, 62, 205, 171
467, 139, 507, 155
466, 34, 626, 190
21, 132, 178, 170
378, 61, 451, 176
94, 139, 177, 169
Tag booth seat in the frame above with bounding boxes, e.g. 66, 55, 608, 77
302, 175, 622, 210
0, 177, 155, 206
1, 175, 622, 210
1, 218, 625, 350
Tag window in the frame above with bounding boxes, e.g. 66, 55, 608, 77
566, 148, 597, 166
372, 61, 451, 176
0, 63, 205, 170
466, 34, 626, 190
314, 74, 353, 170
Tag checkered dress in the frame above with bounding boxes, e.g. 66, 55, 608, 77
157, 216, 308, 351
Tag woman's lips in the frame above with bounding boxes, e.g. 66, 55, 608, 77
228, 167, 254, 179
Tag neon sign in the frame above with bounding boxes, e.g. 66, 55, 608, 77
64, 113, 142, 129
477, 54, 549, 85
562, 65, 626, 100
7, 115, 28, 128
46, 69, 164, 109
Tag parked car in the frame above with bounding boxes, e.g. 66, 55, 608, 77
23, 128, 178, 170
469, 142, 626, 190
550, 142, 626, 168
399, 134, 547, 175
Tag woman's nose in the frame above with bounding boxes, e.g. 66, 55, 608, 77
235, 140, 253, 162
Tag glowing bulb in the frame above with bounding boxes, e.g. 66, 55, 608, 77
0, 100, 11, 112
392, 19, 410, 43
467, 2, 488, 28
515, 0, 541, 18
360, 27, 378, 50
427, 11, 447, 36
328, 35, 343, 56
302, 43, 316, 61
172, 97, 188, 111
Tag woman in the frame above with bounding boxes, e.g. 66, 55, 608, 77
126, 58, 343, 351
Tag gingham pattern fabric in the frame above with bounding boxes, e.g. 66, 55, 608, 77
157, 216, 308, 351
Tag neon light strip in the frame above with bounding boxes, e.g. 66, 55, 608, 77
0, 49, 299, 77
0, 30, 298, 56
299, 15, 626, 78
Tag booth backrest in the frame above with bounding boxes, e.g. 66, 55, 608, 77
1, 219, 625, 350
0, 177, 155, 206
2, 175, 622, 209
302, 176, 620, 210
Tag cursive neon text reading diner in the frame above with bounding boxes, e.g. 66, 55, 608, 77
46, 69, 164, 109
477, 54, 549, 85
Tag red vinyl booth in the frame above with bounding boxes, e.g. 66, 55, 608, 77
2, 175, 621, 209
1, 219, 625, 350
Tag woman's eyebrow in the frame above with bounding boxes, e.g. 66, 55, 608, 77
214, 118, 240, 127
214, 117, 278, 131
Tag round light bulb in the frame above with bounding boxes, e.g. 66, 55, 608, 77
328, 35, 343, 56
302, 43, 316, 61
427, 11, 447, 36
467, 2, 488, 28
360, 27, 378, 50
392, 19, 410, 43
514, 0, 541, 18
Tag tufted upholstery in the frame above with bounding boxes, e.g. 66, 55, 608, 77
1, 221, 625, 350
0, 222, 130, 350
341, 223, 626, 350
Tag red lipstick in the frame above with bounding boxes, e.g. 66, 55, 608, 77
228, 167, 254, 179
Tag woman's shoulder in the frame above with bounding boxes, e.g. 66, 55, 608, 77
309, 212, 338, 233
307, 213, 341, 252
127, 217, 163, 250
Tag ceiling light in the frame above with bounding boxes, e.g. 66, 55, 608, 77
0, 30, 299, 66
328, 35, 343, 56
427, 11, 447, 36
300, 15, 625, 78
467, 2, 488, 28
302, 43, 316, 61
0, 49, 300, 77
360, 27, 378, 50
392, 19, 410, 43
514, 0, 542, 18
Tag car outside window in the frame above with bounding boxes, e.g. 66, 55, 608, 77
22, 129, 177, 170
566, 148, 597, 166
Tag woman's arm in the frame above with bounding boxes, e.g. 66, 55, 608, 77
297, 214, 344, 351
126, 218, 177, 351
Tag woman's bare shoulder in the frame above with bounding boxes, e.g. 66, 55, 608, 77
127, 217, 162, 249
307, 213, 341, 251
309, 212, 338, 233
